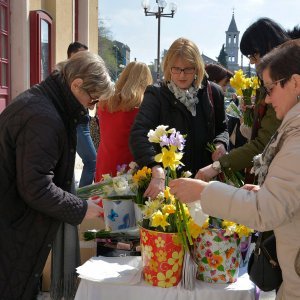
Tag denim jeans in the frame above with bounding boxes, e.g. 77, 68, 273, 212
76, 122, 96, 187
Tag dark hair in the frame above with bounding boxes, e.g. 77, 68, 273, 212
205, 63, 233, 84
287, 25, 300, 40
240, 18, 290, 57
257, 39, 300, 86
67, 41, 88, 58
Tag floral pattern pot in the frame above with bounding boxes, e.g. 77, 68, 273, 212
140, 227, 184, 287
193, 228, 240, 283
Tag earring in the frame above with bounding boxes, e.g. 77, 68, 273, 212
194, 75, 197, 80
297, 95, 300, 103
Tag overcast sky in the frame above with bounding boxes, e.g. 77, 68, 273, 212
99, 0, 299, 66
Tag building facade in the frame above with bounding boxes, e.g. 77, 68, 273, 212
0, 0, 98, 113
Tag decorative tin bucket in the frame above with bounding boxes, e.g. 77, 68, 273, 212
140, 227, 184, 287
193, 228, 240, 283
102, 199, 135, 231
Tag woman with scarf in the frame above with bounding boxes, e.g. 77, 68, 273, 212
170, 39, 300, 300
129, 37, 228, 199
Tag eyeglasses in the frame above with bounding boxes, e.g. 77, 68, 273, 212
262, 78, 287, 96
246, 53, 259, 64
171, 67, 195, 75
83, 88, 100, 105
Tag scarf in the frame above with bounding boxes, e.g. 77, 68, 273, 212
252, 131, 279, 185
167, 81, 199, 116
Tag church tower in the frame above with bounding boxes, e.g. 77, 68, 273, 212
225, 12, 240, 71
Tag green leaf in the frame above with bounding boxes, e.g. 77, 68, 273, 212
202, 257, 208, 264
213, 236, 223, 242
217, 265, 225, 272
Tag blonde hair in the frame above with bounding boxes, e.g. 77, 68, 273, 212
99, 61, 153, 112
162, 37, 205, 87
56, 51, 114, 100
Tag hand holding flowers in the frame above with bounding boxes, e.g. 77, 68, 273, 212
230, 69, 260, 127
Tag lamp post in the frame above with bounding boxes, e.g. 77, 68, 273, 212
142, 0, 177, 82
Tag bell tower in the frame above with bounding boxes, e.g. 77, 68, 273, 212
225, 11, 240, 71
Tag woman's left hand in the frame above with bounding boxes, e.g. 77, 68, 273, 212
169, 178, 208, 203
212, 143, 226, 161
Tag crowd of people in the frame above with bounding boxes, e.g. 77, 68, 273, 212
0, 16, 299, 300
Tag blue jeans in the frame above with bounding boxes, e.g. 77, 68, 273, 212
76, 122, 96, 187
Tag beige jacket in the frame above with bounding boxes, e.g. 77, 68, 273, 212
201, 103, 300, 300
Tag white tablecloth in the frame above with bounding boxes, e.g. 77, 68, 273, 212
75, 257, 256, 300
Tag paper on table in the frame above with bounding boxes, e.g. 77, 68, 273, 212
76, 256, 142, 285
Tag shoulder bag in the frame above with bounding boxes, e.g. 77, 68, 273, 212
247, 231, 282, 291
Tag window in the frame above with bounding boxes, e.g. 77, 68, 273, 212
30, 10, 53, 86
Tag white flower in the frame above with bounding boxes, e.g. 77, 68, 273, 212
112, 176, 130, 195
181, 171, 192, 178
147, 125, 169, 143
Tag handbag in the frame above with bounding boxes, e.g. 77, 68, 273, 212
247, 231, 282, 291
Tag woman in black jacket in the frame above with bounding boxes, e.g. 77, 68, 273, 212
129, 37, 228, 199
0, 51, 113, 299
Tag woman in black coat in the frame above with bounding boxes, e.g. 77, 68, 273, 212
129, 37, 228, 199
0, 51, 113, 299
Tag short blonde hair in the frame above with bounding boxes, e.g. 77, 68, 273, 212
99, 61, 153, 112
162, 37, 205, 87
56, 51, 114, 100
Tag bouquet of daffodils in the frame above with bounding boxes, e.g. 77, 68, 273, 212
132, 166, 152, 205
230, 69, 260, 127
141, 125, 203, 249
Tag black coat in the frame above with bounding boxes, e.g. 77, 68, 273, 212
0, 72, 88, 299
129, 81, 229, 175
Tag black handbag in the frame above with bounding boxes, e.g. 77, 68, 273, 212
247, 231, 282, 291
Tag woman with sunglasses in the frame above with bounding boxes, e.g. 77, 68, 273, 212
129, 37, 229, 199
170, 38, 300, 300
196, 18, 299, 183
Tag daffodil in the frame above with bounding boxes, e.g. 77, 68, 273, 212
151, 210, 170, 230
154, 146, 183, 171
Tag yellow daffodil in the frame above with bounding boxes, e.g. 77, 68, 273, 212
151, 211, 170, 230
154, 146, 183, 171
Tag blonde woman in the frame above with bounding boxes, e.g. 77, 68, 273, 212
129, 37, 229, 199
95, 61, 153, 180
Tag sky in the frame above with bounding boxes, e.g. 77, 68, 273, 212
99, 0, 299, 66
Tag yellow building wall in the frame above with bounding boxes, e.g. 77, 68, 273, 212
28, 0, 98, 64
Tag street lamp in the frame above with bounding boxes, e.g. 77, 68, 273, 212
142, 0, 177, 82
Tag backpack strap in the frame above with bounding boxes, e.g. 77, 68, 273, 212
207, 81, 214, 109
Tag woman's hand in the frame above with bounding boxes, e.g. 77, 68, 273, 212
143, 165, 165, 199
195, 164, 218, 181
212, 143, 226, 161
169, 178, 208, 203
84, 199, 103, 219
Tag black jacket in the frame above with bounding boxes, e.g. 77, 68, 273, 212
0, 72, 88, 299
129, 80, 229, 175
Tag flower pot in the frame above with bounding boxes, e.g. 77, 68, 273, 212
193, 228, 240, 283
140, 227, 184, 287
102, 198, 136, 231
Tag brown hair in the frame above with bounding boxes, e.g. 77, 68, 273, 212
257, 39, 300, 85
205, 63, 233, 84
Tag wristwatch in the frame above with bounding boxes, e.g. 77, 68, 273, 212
212, 161, 222, 173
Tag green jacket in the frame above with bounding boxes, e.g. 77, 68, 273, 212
219, 104, 281, 171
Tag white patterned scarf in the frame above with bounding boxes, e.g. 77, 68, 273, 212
167, 80, 200, 116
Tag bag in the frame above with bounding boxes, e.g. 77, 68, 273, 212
247, 231, 282, 291
89, 115, 100, 150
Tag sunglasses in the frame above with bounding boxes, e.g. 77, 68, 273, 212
262, 78, 286, 96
